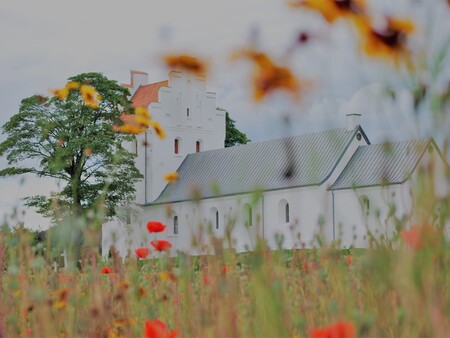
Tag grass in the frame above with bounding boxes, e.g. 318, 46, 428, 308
1, 218, 449, 337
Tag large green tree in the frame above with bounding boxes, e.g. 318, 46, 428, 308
224, 110, 250, 147
0, 73, 142, 222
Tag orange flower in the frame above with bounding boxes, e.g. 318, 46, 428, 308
144, 319, 178, 338
53, 288, 69, 309
101, 267, 114, 274
147, 221, 167, 233
346, 255, 353, 266
310, 321, 356, 338
151, 240, 172, 252
151, 121, 166, 139
164, 54, 207, 75
159, 272, 178, 282
51, 87, 69, 100
289, 0, 366, 23
135, 247, 150, 259
84, 148, 93, 156
80, 84, 101, 109
164, 172, 179, 184
233, 49, 301, 102
356, 16, 415, 65
401, 225, 422, 250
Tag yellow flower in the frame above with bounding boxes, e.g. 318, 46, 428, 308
135, 106, 151, 119
164, 54, 207, 75
289, 0, 366, 23
159, 271, 178, 282
356, 16, 415, 66
233, 49, 301, 102
51, 87, 69, 100
80, 84, 101, 109
164, 172, 179, 184
65, 81, 80, 90
151, 121, 166, 139
113, 124, 147, 135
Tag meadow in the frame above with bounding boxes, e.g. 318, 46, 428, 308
1, 211, 449, 337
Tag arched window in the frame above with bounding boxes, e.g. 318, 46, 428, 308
173, 215, 178, 235
285, 203, 290, 223
215, 210, 219, 229
174, 139, 179, 154
210, 207, 219, 230
278, 199, 290, 224
196, 140, 201, 153
187, 108, 190, 117
244, 204, 252, 227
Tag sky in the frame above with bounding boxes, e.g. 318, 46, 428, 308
1, 0, 449, 230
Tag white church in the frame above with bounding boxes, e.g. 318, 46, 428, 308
102, 70, 448, 258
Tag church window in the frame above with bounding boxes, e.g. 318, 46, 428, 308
173, 215, 178, 235
216, 210, 219, 229
196, 141, 201, 153
285, 203, 290, 223
174, 139, 179, 154
279, 199, 290, 224
187, 108, 190, 117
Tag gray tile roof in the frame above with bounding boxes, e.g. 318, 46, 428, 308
330, 138, 430, 190
151, 127, 366, 204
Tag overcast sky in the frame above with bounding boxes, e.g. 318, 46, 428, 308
1, 0, 449, 230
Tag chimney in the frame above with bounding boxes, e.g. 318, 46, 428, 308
346, 113, 361, 131
130, 70, 149, 90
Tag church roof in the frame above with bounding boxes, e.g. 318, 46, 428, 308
131, 80, 168, 108
330, 138, 430, 190
151, 127, 367, 204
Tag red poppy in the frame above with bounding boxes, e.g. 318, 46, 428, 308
151, 240, 172, 251
310, 321, 356, 338
101, 267, 114, 274
401, 225, 422, 250
147, 221, 167, 233
144, 319, 178, 338
135, 247, 150, 259
346, 255, 353, 266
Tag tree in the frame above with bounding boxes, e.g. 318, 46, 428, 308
224, 110, 251, 147
0, 72, 142, 222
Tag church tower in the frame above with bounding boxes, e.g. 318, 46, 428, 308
122, 70, 226, 204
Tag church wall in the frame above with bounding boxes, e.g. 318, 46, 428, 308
333, 184, 412, 248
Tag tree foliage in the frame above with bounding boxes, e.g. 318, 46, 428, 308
0, 72, 142, 222
224, 110, 250, 147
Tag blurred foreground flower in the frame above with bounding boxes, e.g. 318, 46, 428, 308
401, 225, 425, 250
80, 84, 101, 108
232, 49, 301, 102
135, 247, 150, 259
164, 54, 207, 75
356, 16, 415, 66
151, 121, 166, 139
114, 107, 152, 134
147, 221, 167, 233
151, 240, 172, 252
289, 0, 366, 23
164, 172, 179, 184
144, 319, 178, 338
310, 321, 356, 338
